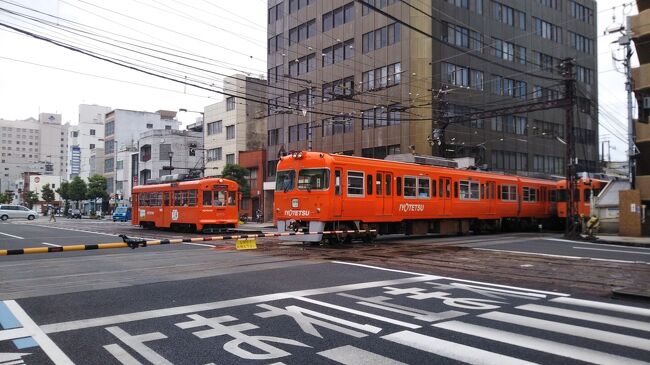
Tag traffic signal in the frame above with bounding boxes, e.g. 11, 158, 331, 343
189, 147, 196, 156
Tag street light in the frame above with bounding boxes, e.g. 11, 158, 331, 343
179, 108, 205, 131
167, 151, 174, 174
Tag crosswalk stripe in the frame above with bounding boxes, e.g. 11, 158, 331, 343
318, 345, 407, 365
550, 297, 650, 317
479, 311, 650, 350
517, 304, 650, 332
434, 321, 649, 365
382, 330, 538, 365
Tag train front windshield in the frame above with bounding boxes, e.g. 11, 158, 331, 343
275, 170, 296, 192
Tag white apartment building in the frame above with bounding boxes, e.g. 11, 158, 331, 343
138, 129, 203, 182
0, 113, 69, 193
204, 74, 267, 176
69, 104, 111, 180
103, 109, 180, 195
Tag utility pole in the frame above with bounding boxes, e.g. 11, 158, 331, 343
623, 31, 636, 189
560, 58, 578, 237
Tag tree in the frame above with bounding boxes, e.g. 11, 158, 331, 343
41, 183, 56, 205
0, 191, 12, 204
221, 164, 250, 198
68, 176, 87, 208
22, 190, 39, 208
56, 181, 71, 215
86, 174, 109, 214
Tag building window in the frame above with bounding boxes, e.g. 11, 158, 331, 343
226, 97, 235, 111
146, 123, 153, 129
207, 147, 222, 161
288, 123, 309, 142
90, 143, 95, 149
533, 17, 562, 43
104, 121, 115, 136
159, 144, 171, 160
568, 31, 593, 54
90, 129, 96, 135
268, 34, 284, 54
226, 154, 235, 165
569, 0, 594, 24
322, 118, 353, 136
362, 107, 401, 129
116, 160, 124, 170
165, 125, 171, 130
576, 65, 593, 85
207, 120, 223, 135
288, 53, 316, 76
104, 158, 114, 173
323, 3, 354, 31
362, 23, 400, 53
267, 128, 283, 146
538, 0, 560, 10
268, 2, 284, 24
362, 0, 397, 15
267, 65, 283, 84
361, 144, 401, 159
322, 39, 354, 66
288, 88, 315, 108
289, 0, 312, 13
289, 19, 316, 45
104, 140, 115, 154
322, 77, 354, 101
226, 125, 235, 140
362, 62, 401, 91
492, 1, 514, 26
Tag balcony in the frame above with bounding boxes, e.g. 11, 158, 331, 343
631, 9, 650, 63
632, 63, 650, 92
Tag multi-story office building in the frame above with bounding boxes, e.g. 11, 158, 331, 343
103, 109, 180, 195
266, 0, 598, 181
0, 113, 69, 193
69, 104, 112, 180
623, 0, 650, 236
137, 129, 203, 183
203, 74, 268, 177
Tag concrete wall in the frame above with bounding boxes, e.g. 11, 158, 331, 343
619, 189, 650, 236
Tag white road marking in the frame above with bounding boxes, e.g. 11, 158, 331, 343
434, 320, 648, 365
3, 300, 74, 365
546, 238, 650, 250
333, 261, 570, 296
41, 242, 61, 247
0, 231, 23, 239
543, 237, 588, 244
473, 248, 650, 264
572, 246, 650, 255
292, 296, 421, 329
41, 275, 438, 334
181, 242, 214, 248
103, 343, 143, 365
550, 297, 650, 317
448, 283, 548, 299
318, 345, 407, 365
105, 326, 172, 365
15, 223, 117, 237
0, 327, 30, 341
517, 304, 650, 332
382, 330, 538, 365
479, 311, 650, 350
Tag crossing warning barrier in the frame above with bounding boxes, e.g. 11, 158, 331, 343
0, 230, 377, 256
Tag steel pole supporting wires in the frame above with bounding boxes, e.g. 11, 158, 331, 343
0, 230, 378, 256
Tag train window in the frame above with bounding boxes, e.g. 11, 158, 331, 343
203, 191, 212, 206
347, 171, 364, 196
501, 185, 517, 201
188, 190, 197, 206
385, 174, 391, 195
396, 177, 402, 196
275, 170, 296, 192
497, 185, 501, 199
173, 191, 181, 206
335, 170, 341, 195
139, 193, 146, 206
228, 191, 237, 206
439, 178, 444, 197
549, 190, 557, 202
523, 187, 538, 202
459, 180, 479, 200
481, 184, 485, 199
584, 189, 592, 203
431, 179, 436, 197
404, 177, 417, 197
376, 173, 382, 195
214, 191, 227, 206
574, 189, 580, 202
164, 192, 170, 206
445, 179, 451, 198
453, 182, 458, 198
366, 174, 373, 195
298, 169, 329, 191
418, 178, 430, 198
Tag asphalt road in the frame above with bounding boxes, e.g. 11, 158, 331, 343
1, 219, 650, 364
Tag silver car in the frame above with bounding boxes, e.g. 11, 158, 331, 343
0, 205, 39, 221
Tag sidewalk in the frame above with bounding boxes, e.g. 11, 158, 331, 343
593, 234, 650, 247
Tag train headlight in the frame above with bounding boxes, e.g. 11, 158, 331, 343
316, 207, 321, 213
297, 152, 303, 159
291, 198, 299, 208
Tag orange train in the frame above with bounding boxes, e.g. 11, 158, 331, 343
554, 177, 607, 218
132, 177, 240, 232
273, 151, 602, 243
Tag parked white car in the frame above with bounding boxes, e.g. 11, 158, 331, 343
0, 205, 39, 221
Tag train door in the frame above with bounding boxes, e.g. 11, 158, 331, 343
333, 168, 343, 217
440, 177, 451, 215
378, 171, 392, 215
487, 181, 496, 214
162, 192, 171, 227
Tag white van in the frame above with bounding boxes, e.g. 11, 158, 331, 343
0, 205, 39, 221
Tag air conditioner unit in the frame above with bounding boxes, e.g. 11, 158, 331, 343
643, 96, 650, 109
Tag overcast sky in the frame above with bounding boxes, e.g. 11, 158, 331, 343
0, 0, 637, 160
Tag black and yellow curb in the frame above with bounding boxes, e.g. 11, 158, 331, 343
0, 230, 377, 256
